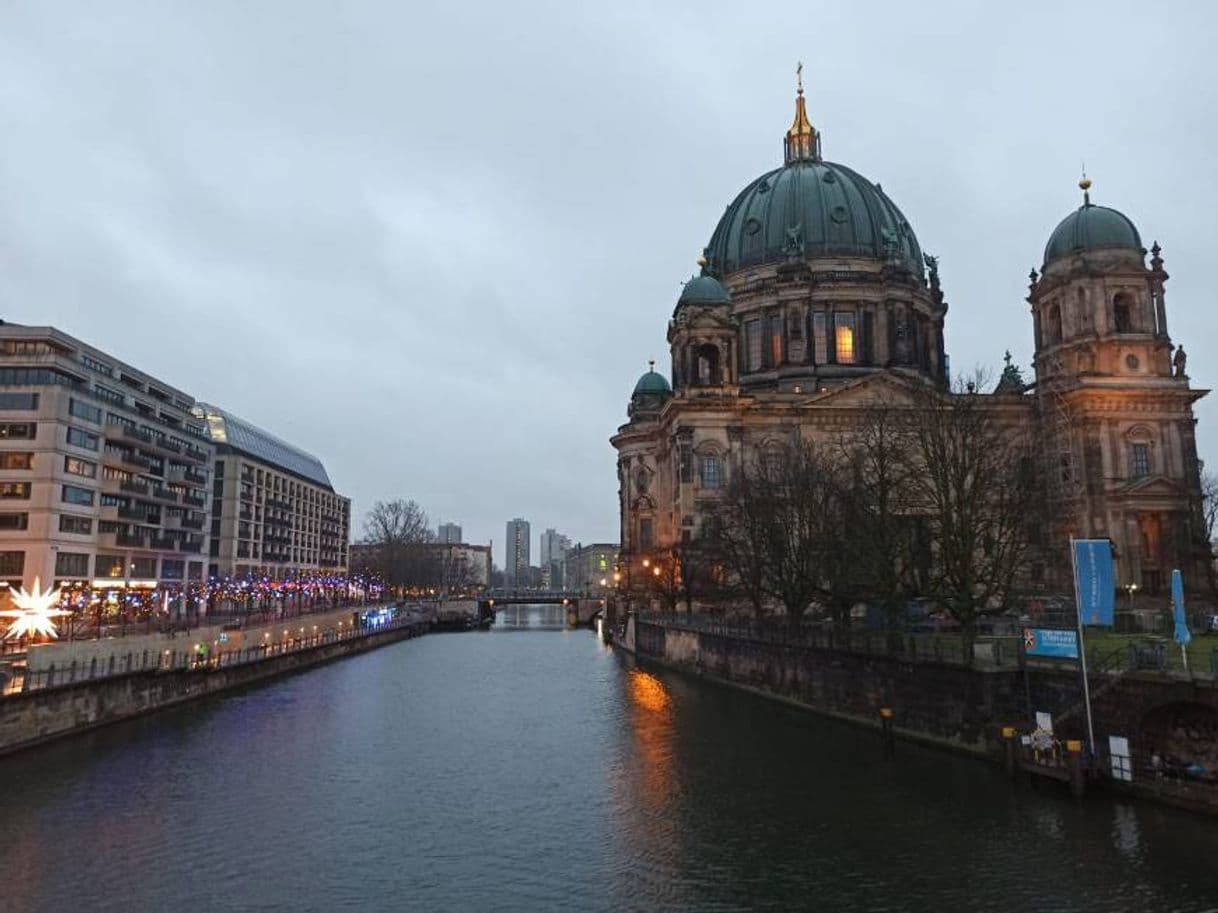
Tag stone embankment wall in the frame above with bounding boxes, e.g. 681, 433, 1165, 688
0, 620, 427, 756
630, 618, 1218, 758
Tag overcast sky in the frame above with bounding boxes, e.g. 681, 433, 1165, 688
2, 2, 1217, 564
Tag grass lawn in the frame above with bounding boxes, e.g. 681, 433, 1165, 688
1082, 628, 1218, 674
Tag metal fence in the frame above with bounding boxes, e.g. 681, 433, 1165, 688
637, 613, 1023, 669
2, 611, 427, 697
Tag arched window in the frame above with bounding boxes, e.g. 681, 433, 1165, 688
695, 344, 721, 385
1113, 293, 1132, 333
1045, 303, 1062, 345
1125, 425, 1154, 478
699, 454, 722, 489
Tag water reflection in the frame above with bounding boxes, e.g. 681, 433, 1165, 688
3, 629, 1218, 912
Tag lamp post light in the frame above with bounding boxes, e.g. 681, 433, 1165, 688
1125, 582, 1139, 609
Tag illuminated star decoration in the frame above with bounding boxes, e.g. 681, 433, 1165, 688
0, 578, 70, 640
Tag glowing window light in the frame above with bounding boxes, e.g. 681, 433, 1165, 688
0, 578, 70, 640
835, 316, 855, 365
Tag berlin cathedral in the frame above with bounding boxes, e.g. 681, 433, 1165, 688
611, 79, 1209, 601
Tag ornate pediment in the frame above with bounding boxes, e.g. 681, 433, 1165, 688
1119, 475, 1184, 497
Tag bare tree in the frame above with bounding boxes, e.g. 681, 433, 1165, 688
701, 465, 771, 618
836, 404, 923, 628
361, 499, 433, 590
1200, 469, 1218, 592
903, 372, 1038, 642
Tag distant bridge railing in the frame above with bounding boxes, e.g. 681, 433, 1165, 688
483, 590, 590, 605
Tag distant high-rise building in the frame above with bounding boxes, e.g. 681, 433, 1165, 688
539, 528, 572, 589
437, 522, 462, 543
504, 518, 530, 586
539, 528, 571, 566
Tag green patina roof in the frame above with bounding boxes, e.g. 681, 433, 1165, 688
678, 274, 731, 306
704, 160, 924, 277
1043, 202, 1142, 266
632, 370, 672, 397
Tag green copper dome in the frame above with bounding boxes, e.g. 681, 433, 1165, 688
704, 160, 924, 277
632, 369, 672, 397
677, 274, 731, 306
1043, 201, 1142, 266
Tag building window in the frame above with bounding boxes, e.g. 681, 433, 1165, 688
700, 455, 722, 489
0, 393, 38, 410
66, 427, 99, 451
1130, 443, 1151, 478
0, 551, 23, 576
64, 456, 96, 478
0, 453, 33, 470
0, 483, 30, 499
745, 320, 762, 372
54, 552, 89, 577
95, 554, 124, 577
834, 313, 856, 364
131, 557, 156, 578
788, 310, 803, 340
59, 514, 92, 534
69, 399, 102, 424
812, 312, 828, 364
79, 354, 113, 376
94, 385, 125, 406
0, 423, 35, 440
161, 559, 185, 580
1113, 293, 1132, 333
1045, 303, 1062, 345
62, 484, 95, 506
770, 320, 783, 366
639, 518, 654, 549
0, 513, 28, 530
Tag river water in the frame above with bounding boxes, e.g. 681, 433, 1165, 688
3, 605, 1218, 913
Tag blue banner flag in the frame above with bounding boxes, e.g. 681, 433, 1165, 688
1172, 569, 1191, 648
1023, 627, 1079, 659
1073, 539, 1116, 627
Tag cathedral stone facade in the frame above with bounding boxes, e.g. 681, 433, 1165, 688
611, 83, 1209, 604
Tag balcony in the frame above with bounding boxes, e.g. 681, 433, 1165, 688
182, 492, 205, 508
104, 448, 152, 472
179, 536, 204, 554
118, 479, 150, 497
106, 422, 153, 446
99, 530, 146, 549
149, 535, 177, 550
181, 446, 208, 465
118, 506, 147, 522
180, 516, 204, 530
149, 487, 180, 504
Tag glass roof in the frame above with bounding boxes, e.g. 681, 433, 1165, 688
193, 403, 333, 489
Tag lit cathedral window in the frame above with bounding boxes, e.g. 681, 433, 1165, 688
835, 313, 855, 364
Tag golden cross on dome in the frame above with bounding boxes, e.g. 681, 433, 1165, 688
796, 61, 803, 94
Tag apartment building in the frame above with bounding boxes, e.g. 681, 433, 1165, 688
0, 325, 213, 598
195, 404, 350, 579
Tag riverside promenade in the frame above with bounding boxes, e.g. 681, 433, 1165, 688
0, 601, 439, 756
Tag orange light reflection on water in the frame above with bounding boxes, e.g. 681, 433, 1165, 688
628, 669, 671, 715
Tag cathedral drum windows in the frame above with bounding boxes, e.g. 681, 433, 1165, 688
1045, 302, 1063, 346
834, 313, 856, 365
1112, 292, 1133, 334
698, 452, 722, 489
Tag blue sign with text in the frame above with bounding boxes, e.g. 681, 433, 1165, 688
1023, 627, 1079, 659
1073, 539, 1116, 627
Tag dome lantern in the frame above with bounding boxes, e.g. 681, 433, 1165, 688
784, 62, 822, 165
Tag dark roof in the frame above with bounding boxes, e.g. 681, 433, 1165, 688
194, 403, 333, 489
1043, 202, 1142, 266
705, 160, 924, 277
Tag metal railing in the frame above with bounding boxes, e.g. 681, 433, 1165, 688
4, 611, 427, 697
637, 613, 1021, 669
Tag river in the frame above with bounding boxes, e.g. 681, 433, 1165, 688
2, 605, 1217, 912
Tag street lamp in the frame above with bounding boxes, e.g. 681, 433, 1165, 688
1124, 582, 1139, 608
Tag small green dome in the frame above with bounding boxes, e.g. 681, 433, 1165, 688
633, 369, 672, 397
678, 274, 731, 306
1044, 202, 1143, 266
704, 160, 924, 277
